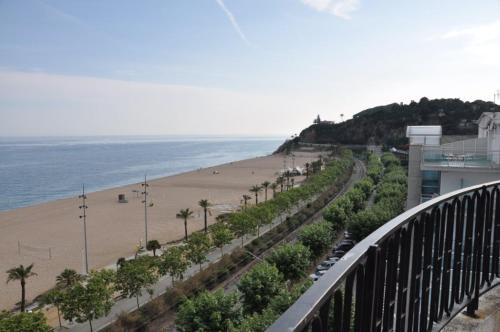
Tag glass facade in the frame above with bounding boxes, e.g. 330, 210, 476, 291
421, 170, 440, 202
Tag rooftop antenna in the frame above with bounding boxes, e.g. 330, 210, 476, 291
141, 175, 149, 246
78, 184, 89, 275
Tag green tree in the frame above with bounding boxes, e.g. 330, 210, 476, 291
56, 268, 84, 289
267, 279, 312, 314
249, 185, 262, 205
242, 194, 252, 210
0, 311, 51, 332
270, 183, 278, 198
248, 206, 273, 237
115, 256, 158, 309
211, 223, 233, 256
198, 199, 212, 233
229, 213, 254, 247
354, 177, 374, 198
229, 308, 278, 332
238, 262, 284, 314
266, 243, 311, 281
158, 246, 189, 284
346, 188, 366, 212
42, 288, 64, 328
298, 222, 333, 257
261, 181, 271, 202
186, 232, 211, 271
176, 290, 241, 332
6, 264, 37, 312
146, 239, 161, 256
276, 176, 284, 192
60, 270, 115, 332
176, 208, 194, 241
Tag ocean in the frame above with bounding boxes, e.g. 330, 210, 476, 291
0, 136, 284, 211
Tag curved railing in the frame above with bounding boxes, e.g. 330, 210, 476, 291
267, 181, 500, 332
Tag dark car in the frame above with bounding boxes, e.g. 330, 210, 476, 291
335, 240, 355, 252
331, 250, 346, 258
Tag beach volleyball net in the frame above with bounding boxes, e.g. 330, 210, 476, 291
17, 241, 52, 260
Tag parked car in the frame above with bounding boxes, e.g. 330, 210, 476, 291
309, 273, 319, 281
344, 231, 354, 239
320, 260, 336, 269
327, 256, 340, 263
331, 250, 346, 258
335, 240, 355, 252
316, 264, 329, 272
315, 270, 327, 277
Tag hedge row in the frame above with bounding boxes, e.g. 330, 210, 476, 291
347, 153, 407, 241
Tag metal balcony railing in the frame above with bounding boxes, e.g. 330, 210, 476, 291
421, 138, 500, 169
267, 181, 500, 332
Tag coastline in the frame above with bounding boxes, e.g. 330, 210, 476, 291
0, 151, 320, 310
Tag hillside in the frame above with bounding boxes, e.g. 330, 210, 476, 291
278, 98, 500, 151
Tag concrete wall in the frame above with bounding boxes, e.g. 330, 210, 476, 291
440, 171, 500, 194
407, 144, 423, 209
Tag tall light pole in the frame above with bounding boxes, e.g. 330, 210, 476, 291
495, 90, 500, 104
78, 184, 89, 275
141, 175, 149, 246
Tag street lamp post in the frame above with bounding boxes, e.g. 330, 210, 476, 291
141, 175, 149, 246
78, 184, 89, 275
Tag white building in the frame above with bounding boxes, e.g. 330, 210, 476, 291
406, 113, 500, 208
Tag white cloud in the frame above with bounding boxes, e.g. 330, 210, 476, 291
301, 0, 360, 19
215, 0, 251, 46
440, 21, 500, 66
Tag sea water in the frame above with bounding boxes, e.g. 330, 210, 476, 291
0, 136, 283, 211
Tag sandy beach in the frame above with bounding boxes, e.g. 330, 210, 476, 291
0, 151, 320, 310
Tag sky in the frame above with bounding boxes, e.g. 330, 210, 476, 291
0, 0, 499, 136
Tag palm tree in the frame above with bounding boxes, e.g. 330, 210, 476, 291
270, 183, 278, 198
249, 185, 262, 205
6, 264, 37, 312
261, 181, 271, 202
56, 268, 83, 289
146, 240, 161, 256
305, 162, 310, 179
176, 208, 194, 241
284, 171, 291, 191
276, 176, 284, 192
198, 199, 212, 233
242, 194, 251, 209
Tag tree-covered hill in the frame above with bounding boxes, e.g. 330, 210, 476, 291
277, 98, 500, 151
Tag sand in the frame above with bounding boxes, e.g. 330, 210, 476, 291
0, 152, 320, 310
